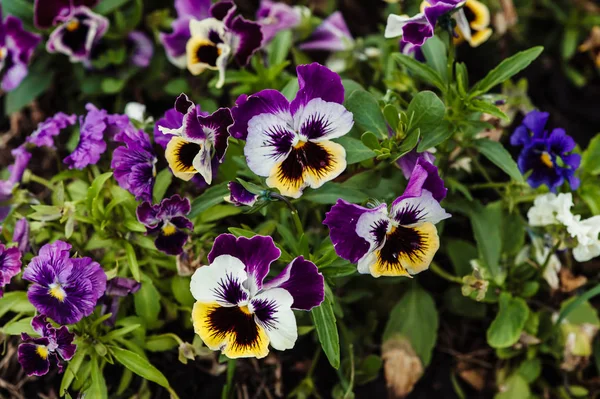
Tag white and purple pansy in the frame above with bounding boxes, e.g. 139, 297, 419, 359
230, 63, 354, 199
225, 181, 259, 207
299, 11, 354, 53
256, 0, 301, 44
137, 195, 194, 256
159, 93, 233, 184
37, 0, 109, 63
324, 158, 451, 277
17, 314, 77, 376
190, 234, 324, 359
0, 243, 22, 298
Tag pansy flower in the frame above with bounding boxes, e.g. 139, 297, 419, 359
13, 217, 30, 253
0, 6, 41, 92
324, 158, 450, 277
257, 0, 301, 44
225, 181, 259, 207
185, 1, 263, 88
17, 315, 76, 376
26, 112, 77, 148
0, 146, 32, 222
190, 234, 324, 359
0, 243, 22, 298
299, 12, 354, 53
453, 0, 492, 47
137, 195, 194, 256
111, 127, 157, 202
23, 241, 107, 325
230, 63, 354, 198
510, 110, 581, 192
127, 31, 154, 68
36, 0, 108, 62
155, 103, 208, 149
100, 277, 141, 326
159, 94, 232, 184
385, 0, 464, 49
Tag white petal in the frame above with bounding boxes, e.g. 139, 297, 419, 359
250, 288, 297, 351
245, 112, 296, 177
293, 98, 354, 142
190, 255, 249, 306
125, 102, 146, 122
390, 190, 451, 226
355, 204, 390, 253
357, 251, 377, 275
453, 10, 472, 42
189, 18, 225, 40
384, 13, 425, 39
573, 241, 600, 262
215, 43, 232, 89
193, 144, 213, 185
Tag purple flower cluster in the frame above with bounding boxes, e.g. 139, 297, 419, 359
0, 146, 32, 222
0, 243, 21, 298
511, 110, 581, 192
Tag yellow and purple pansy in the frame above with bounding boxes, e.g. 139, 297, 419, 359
453, 0, 492, 47
230, 63, 354, 199
190, 234, 324, 359
324, 156, 450, 277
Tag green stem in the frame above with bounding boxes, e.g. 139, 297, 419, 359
24, 171, 54, 190
540, 241, 561, 274
468, 182, 508, 190
447, 31, 456, 90
430, 262, 463, 284
269, 193, 305, 237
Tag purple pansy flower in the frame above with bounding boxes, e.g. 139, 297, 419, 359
27, 112, 77, 148
111, 127, 157, 202
226, 181, 259, 207
324, 160, 451, 277
13, 217, 30, 253
230, 63, 354, 198
137, 195, 194, 256
299, 12, 353, 52
184, 0, 263, 88
128, 31, 154, 68
190, 234, 324, 359
0, 243, 22, 298
0, 6, 41, 92
64, 104, 132, 170
510, 110, 581, 192
43, 1, 109, 63
100, 277, 141, 326
155, 104, 208, 149
159, 93, 232, 184
257, 0, 301, 44
17, 314, 76, 376
0, 146, 32, 221
23, 241, 107, 325
385, 0, 464, 49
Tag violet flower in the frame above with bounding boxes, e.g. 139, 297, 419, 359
230, 63, 354, 198
137, 195, 194, 256
0, 146, 32, 222
26, 112, 77, 148
38, 0, 109, 63
159, 93, 232, 184
0, 6, 42, 91
22, 241, 107, 325
299, 12, 353, 52
128, 31, 154, 68
0, 243, 22, 298
64, 104, 132, 170
510, 110, 581, 192
100, 277, 141, 326
12, 217, 30, 253
155, 103, 208, 149
257, 0, 301, 44
111, 127, 157, 202
17, 314, 76, 376
226, 181, 258, 207
190, 234, 324, 358
324, 159, 450, 277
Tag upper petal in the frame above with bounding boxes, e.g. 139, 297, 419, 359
175, 0, 211, 19
190, 254, 250, 306
290, 63, 345, 117
229, 89, 291, 140
522, 110, 549, 138
299, 11, 353, 52
207, 234, 281, 296
393, 157, 447, 205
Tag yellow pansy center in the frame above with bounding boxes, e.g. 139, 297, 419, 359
36, 345, 49, 360
293, 140, 306, 150
162, 222, 177, 236
238, 305, 252, 315
49, 283, 66, 302
66, 19, 80, 32
0, 47, 6, 61
540, 152, 553, 168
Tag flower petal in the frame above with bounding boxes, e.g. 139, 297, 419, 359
390, 190, 451, 226
227, 15, 263, 66
245, 112, 296, 177
229, 89, 291, 140
165, 136, 202, 181
190, 254, 249, 306
290, 63, 345, 116
299, 11, 353, 52
294, 98, 354, 142
17, 343, 51, 376
250, 287, 297, 351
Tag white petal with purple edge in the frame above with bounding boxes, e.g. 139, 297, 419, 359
190, 255, 249, 306
384, 13, 426, 39
293, 98, 354, 142
390, 190, 451, 226
192, 144, 214, 184
245, 112, 296, 177
250, 288, 297, 351
355, 204, 390, 252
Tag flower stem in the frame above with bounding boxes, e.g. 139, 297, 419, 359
24, 170, 54, 190
430, 262, 463, 284
269, 192, 305, 237
447, 31, 456, 89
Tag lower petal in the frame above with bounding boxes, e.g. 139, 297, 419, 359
192, 301, 270, 359
165, 137, 201, 181
17, 343, 51, 376
251, 288, 297, 351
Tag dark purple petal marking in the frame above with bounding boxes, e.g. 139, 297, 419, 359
251, 297, 279, 328
323, 199, 374, 264
377, 226, 428, 271
213, 273, 248, 305
227, 182, 258, 207
300, 112, 333, 141
205, 305, 263, 352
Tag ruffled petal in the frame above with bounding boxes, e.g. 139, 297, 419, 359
17, 343, 51, 376
190, 254, 249, 306
229, 89, 291, 140
290, 63, 345, 116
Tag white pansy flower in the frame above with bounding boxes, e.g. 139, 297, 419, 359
527, 193, 574, 226
532, 238, 562, 290
566, 216, 600, 262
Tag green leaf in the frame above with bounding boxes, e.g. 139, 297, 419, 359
360, 131, 381, 150
1, 0, 33, 21
393, 129, 420, 162
281, 78, 299, 101
341, 79, 364, 103
383, 105, 400, 133
5, 62, 54, 115
345, 90, 388, 138
406, 91, 445, 135
164, 78, 190, 96
417, 120, 453, 152
486, 293, 529, 348
301, 183, 368, 204
470, 47, 544, 97
469, 99, 509, 121
86, 357, 108, 399
581, 134, 600, 175
86, 172, 113, 212
336, 136, 376, 164
171, 276, 195, 306
60, 346, 88, 396
189, 182, 229, 218
267, 30, 293, 66
110, 346, 170, 388
101, 78, 126, 94
0, 291, 35, 319
383, 286, 438, 366
444, 286, 486, 319
145, 334, 179, 352
94, 0, 131, 14
134, 275, 161, 327
468, 201, 504, 284
446, 239, 478, 276
2, 318, 35, 335
122, 241, 141, 282
517, 358, 541, 383
558, 291, 600, 325
455, 62, 469, 96
152, 169, 172, 203
421, 35, 448, 82
474, 139, 524, 182
393, 53, 446, 92
494, 374, 531, 399
311, 285, 340, 369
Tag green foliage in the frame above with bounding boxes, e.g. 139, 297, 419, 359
311, 285, 341, 369
487, 293, 530, 348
